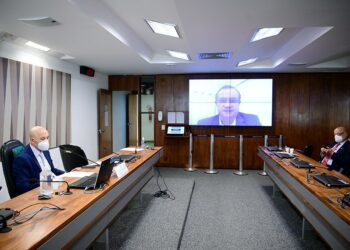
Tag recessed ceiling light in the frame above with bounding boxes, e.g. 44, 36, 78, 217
167, 50, 190, 60
60, 55, 75, 60
25, 41, 50, 51
251, 28, 283, 42
237, 58, 258, 67
146, 20, 180, 38
18, 17, 60, 27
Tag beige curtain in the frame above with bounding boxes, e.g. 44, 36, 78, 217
0, 57, 71, 146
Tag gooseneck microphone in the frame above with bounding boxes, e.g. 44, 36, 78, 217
29, 179, 73, 195
61, 148, 99, 167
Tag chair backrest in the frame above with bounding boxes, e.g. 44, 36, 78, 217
303, 144, 313, 157
0, 139, 25, 198
59, 144, 88, 172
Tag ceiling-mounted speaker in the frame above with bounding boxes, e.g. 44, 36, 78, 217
80, 66, 95, 77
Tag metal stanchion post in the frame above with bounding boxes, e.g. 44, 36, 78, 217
258, 135, 268, 176
234, 135, 248, 176
205, 134, 218, 174
184, 133, 197, 172
279, 134, 283, 149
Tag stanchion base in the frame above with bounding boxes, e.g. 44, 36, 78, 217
184, 168, 197, 172
258, 171, 267, 176
205, 169, 218, 174
233, 170, 248, 176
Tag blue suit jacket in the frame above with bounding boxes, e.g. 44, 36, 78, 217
322, 140, 350, 176
197, 112, 261, 126
12, 145, 65, 195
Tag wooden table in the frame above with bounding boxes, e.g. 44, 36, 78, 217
257, 146, 350, 249
0, 147, 163, 250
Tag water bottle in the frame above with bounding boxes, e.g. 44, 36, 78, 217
40, 169, 53, 197
141, 137, 145, 149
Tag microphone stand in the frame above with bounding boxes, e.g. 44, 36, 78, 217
30, 179, 73, 196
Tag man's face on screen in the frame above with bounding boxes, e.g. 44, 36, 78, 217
215, 88, 240, 124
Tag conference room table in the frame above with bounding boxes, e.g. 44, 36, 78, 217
0, 147, 163, 250
257, 146, 350, 250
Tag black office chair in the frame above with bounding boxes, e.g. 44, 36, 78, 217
303, 144, 313, 157
0, 139, 25, 198
59, 144, 88, 172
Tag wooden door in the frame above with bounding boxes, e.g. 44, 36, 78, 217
128, 94, 139, 147
98, 89, 113, 158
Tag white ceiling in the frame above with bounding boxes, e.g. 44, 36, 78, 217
1, 0, 350, 75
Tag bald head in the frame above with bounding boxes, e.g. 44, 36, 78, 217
334, 126, 348, 142
29, 126, 49, 148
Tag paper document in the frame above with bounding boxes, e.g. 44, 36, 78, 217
167, 111, 185, 124
113, 162, 129, 178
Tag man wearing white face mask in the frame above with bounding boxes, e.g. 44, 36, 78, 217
12, 126, 65, 195
320, 126, 350, 176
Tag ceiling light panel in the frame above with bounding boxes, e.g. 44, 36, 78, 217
25, 41, 50, 51
237, 58, 258, 67
167, 50, 190, 60
146, 20, 180, 38
251, 28, 284, 42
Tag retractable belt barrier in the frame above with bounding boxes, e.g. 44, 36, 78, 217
184, 133, 197, 172
188, 134, 283, 175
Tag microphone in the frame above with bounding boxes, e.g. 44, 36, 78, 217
29, 178, 73, 195
60, 147, 99, 168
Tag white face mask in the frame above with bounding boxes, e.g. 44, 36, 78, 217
334, 135, 343, 143
37, 139, 50, 151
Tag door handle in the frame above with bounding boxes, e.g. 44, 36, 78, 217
98, 129, 104, 134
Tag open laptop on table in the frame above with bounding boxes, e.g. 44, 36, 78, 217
69, 155, 119, 189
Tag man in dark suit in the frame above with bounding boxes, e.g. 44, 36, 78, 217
320, 126, 350, 176
12, 126, 64, 195
197, 85, 261, 126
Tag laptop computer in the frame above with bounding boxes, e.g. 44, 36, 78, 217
290, 158, 315, 169
266, 145, 280, 151
119, 154, 136, 162
69, 155, 119, 189
274, 152, 295, 159
313, 173, 350, 188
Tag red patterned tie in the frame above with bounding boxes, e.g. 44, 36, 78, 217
321, 143, 340, 166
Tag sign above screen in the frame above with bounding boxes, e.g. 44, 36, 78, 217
189, 79, 273, 126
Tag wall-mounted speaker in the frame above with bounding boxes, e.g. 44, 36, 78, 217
80, 66, 95, 77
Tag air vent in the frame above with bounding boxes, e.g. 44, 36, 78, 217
198, 52, 232, 60
0, 32, 16, 42
18, 17, 60, 27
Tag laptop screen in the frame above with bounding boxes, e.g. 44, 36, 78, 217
94, 155, 119, 188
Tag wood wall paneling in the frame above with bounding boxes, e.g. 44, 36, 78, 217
109, 75, 139, 92
110, 73, 350, 170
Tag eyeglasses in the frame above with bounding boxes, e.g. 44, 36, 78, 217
216, 98, 240, 104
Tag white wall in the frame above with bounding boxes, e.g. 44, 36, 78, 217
0, 42, 108, 202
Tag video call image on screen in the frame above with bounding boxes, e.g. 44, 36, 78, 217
189, 79, 273, 126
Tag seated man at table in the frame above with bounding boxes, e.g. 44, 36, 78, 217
320, 126, 350, 176
12, 126, 65, 195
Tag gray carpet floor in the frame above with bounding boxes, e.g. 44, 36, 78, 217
105, 167, 329, 250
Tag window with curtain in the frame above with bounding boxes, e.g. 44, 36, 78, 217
0, 57, 71, 147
